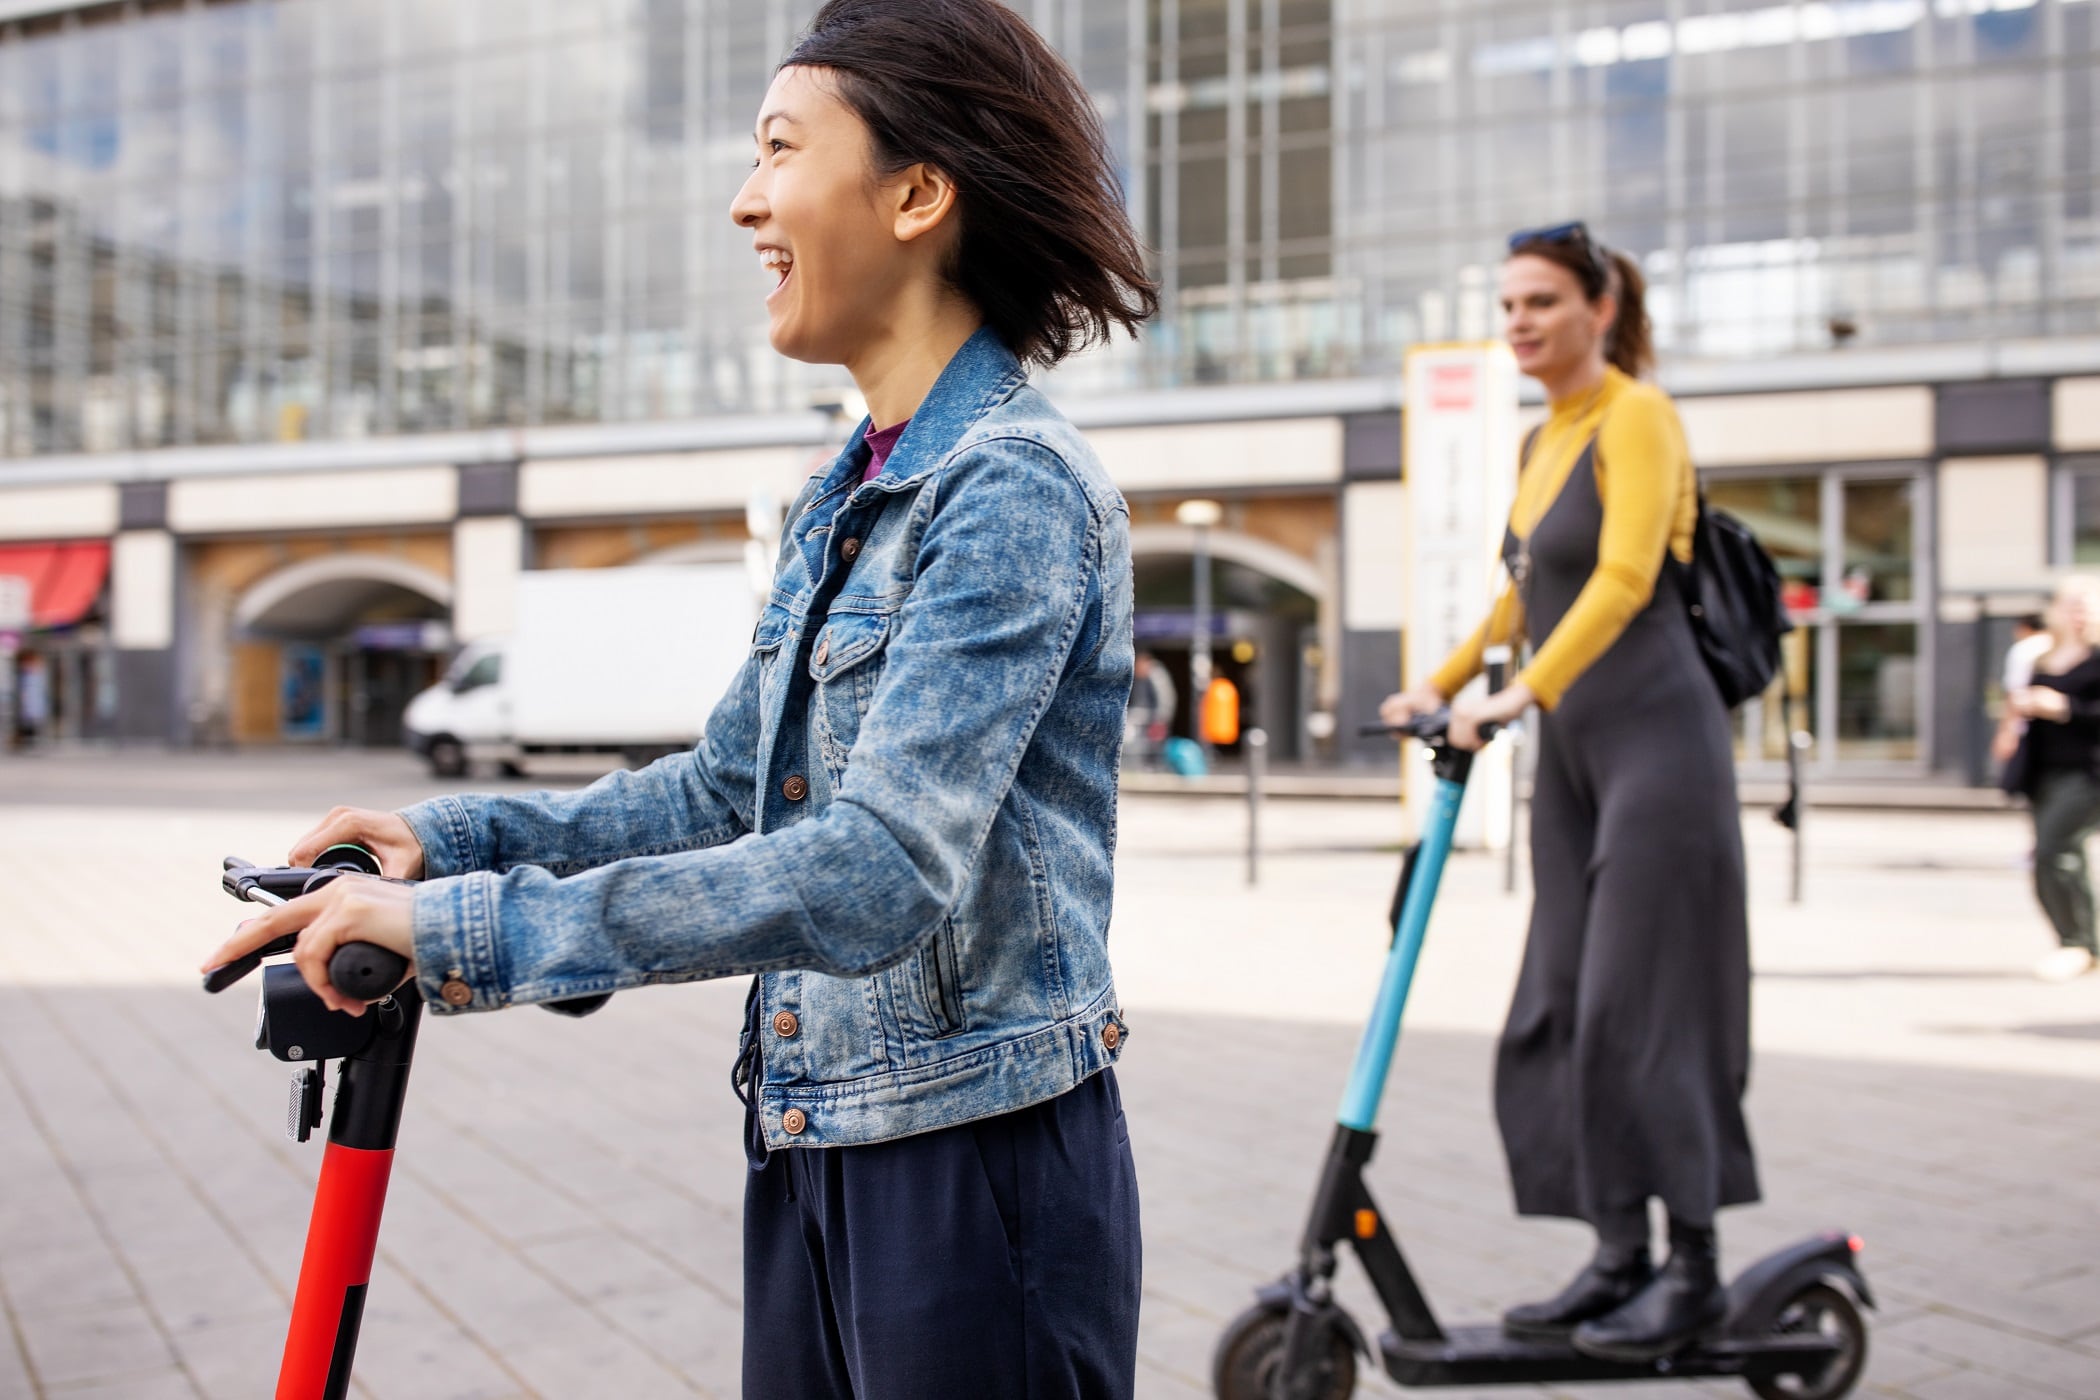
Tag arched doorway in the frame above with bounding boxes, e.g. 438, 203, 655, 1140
231, 555, 453, 746
1128, 526, 1327, 762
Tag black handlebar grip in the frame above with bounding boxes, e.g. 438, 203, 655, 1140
328, 942, 411, 1001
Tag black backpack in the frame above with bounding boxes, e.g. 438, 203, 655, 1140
1672, 497, 1792, 709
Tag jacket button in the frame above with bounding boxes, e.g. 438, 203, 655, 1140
773, 1010, 799, 1038
1102, 1022, 1121, 1051
782, 774, 808, 801
782, 1107, 808, 1135
439, 979, 473, 1007
815, 636, 830, 666
840, 536, 862, 562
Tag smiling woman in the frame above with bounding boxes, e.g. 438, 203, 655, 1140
201, 2, 1157, 1396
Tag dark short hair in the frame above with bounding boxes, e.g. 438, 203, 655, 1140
784, 0, 1158, 369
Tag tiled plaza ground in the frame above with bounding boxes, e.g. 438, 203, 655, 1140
1, 751, 2095, 1398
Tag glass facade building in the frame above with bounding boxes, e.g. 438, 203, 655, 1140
2, 0, 2092, 457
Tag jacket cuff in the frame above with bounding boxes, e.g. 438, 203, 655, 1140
398, 795, 478, 879
411, 872, 506, 1014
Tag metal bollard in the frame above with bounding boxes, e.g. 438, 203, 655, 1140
1788, 726, 1810, 903
1245, 727, 1267, 886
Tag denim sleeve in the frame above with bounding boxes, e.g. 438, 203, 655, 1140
408, 442, 1097, 1012
395, 649, 763, 881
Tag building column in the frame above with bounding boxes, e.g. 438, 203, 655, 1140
453, 461, 523, 643
111, 482, 179, 742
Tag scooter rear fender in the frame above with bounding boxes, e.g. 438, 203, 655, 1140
1257, 1278, 1371, 1360
1722, 1232, 1875, 1336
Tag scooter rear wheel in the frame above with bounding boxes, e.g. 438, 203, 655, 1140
1212, 1301, 1356, 1400
1748, 1282, 1868, 1400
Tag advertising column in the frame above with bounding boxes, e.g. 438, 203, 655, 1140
1403, 344, 1520, 848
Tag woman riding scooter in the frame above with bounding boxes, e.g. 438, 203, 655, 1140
203, 3, 1156, 1395
1381, 223, 1757, 1363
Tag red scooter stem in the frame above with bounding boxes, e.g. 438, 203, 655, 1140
278, 1143, 395, 1399
275, 987, 423, 1399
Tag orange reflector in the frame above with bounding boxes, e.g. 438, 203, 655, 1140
1848, 1234, 1865, 1254
1354, 1209, 1377, 1239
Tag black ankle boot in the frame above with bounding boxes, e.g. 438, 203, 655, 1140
1502, 1244, 1655, 1342
1571, 1222, 1727, 1362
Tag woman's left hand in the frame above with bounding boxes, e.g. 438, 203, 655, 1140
200, 876, 418, 1016
1449, 681, 1536, 752
2012, 686, 2071, 724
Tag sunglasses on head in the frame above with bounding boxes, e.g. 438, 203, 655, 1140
1508, 221, 1612, 287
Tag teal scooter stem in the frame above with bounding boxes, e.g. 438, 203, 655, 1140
1212, 711, 1872, 1400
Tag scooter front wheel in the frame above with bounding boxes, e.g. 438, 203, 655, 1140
1212, 1301, 1356, 1400
1748, 1282, 1868, 1400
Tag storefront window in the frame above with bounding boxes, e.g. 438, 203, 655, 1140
1722, 466, 1925, 771
2065, 465, 2100, 566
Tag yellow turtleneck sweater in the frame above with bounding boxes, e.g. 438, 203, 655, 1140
1428, 367, 1697, 710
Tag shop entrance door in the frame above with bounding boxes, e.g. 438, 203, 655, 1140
1706, 465, 1930, 775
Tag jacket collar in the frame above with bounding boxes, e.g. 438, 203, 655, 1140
805, 327, 1027, 511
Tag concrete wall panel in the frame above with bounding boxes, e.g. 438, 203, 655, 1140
111, 530, 176, 649
0, 483, 119, 540
169, 467, 457, 533
1341, 482, 1406, 631
520, 448, 810, 519
1089, 418, 1343, 491
452, 517, 524, 642
1938, 456, 2049, 592
2055, 377, 2100, 450
1678, 386, 1933, 466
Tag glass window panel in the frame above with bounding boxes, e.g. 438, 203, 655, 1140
2071, 470, 2100, 566
1706, 474, 1823, 616
1835, 622, 1919, 763
1739, 626, 1817, 764
1838, 477, 1915, 608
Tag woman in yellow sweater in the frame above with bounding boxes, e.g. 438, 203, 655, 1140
1381, 223, 1756, 1362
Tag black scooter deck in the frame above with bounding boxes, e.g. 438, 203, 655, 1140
1381, 1324, 1844, 1388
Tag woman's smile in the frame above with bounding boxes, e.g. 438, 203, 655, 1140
758, 245, 795, 303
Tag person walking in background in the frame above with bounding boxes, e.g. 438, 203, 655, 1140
1997, 579, 2100, 983
1378, 222, 1756, 1362
11, 652, 48, 752
2004, 612, 2051, 700
1124, 650, 1177, 769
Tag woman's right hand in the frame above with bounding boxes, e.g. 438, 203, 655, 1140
288, 807, 427, 880
1378, 683, 1446, 731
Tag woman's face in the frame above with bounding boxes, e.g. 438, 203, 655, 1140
2050, 582, 2095, 644
1500, 253, 1613, 384
730, 66, 927, 367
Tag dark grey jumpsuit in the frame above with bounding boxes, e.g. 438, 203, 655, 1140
1494, 438, 1760, 1247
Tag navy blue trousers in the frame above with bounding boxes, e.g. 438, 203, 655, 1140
741, 1070, 1141, 1400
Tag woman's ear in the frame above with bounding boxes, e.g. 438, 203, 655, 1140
1592, 290, 1619, 348
891, 163, 960, 245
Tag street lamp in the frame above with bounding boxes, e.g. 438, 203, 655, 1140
1175, 499, 1223, 753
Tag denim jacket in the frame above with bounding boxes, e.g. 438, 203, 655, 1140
398, 328, 1133, 1150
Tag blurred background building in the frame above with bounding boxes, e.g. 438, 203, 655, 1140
0, 0, 2091, 786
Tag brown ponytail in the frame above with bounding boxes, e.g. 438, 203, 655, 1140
1603, 249, 1653, 379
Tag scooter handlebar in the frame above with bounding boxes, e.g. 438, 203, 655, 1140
1358, 711, 1501, 744
209, 852, 410, 1000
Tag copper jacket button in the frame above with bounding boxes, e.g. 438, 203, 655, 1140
782, 1107, 808, 1135
815, 636, 831, 666
439, 979, 473, 1008
1102, 1022, 1121, 1051
782, 774, 808, 801
773, 1010, 800, 1038
840, 536, 862, 562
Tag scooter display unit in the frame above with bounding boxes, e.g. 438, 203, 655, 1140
1212, 713, 1872, 1400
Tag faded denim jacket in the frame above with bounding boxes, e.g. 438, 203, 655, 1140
398, 328, 1134, 1150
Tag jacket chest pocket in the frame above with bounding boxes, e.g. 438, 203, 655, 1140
750, 604, 793, 702
809, 610, 891, 779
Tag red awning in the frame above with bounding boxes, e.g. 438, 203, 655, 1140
0, 540, 112, 630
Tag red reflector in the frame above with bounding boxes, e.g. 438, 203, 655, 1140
1848, 1234, 1865, 1254
1354, 1209, 1377, 1240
